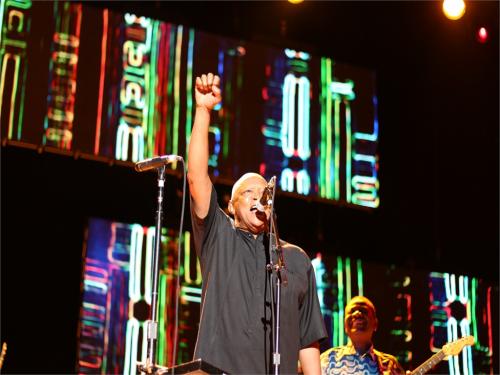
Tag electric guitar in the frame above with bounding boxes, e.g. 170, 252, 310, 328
410, 336, 474, 375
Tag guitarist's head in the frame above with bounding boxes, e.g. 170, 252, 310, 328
344, 296, 378, 352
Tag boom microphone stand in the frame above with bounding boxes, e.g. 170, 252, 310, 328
134, 155, 183, 374
265, 176, 288, 375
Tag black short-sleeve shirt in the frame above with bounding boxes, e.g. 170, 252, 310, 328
190, 185, 327, 374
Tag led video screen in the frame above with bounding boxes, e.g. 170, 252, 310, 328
1, 1, 379, 208
79, 217, 495, 374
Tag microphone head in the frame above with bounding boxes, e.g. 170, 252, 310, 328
268, 176, 277, 189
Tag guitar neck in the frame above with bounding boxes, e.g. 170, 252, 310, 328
410, 350, 445, 375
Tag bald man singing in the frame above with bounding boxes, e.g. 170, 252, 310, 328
187, 73, 327, 374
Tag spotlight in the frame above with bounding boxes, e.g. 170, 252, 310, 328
442, 0, 466, 20
477, 27, 488, 43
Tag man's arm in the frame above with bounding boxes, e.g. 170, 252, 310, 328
187, 73, 221, 219
299, 341, 321, 375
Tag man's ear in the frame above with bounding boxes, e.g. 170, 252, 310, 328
374, 317, 379, 332
228, 200, 235, 216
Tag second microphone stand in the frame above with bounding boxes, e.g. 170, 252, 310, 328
138, 165, 167, 374
265, 178, 288, 375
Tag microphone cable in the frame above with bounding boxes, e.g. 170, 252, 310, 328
171, 159, 187, 368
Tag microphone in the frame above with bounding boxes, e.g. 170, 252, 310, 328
255, 176, 277, 212
134, 155, 183, 172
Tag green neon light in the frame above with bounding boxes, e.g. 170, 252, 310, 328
157, 273, 167, 365
345, 257, 351, 303
319, 58, 326, 196
345, 103, 352, 203
183, 232, 202, 285
471, 278, 478, 346
263, 127, 281, 139
333, 99, 340, 200
331, 81, 355, 100
337, 256, 345, 346
265, 140, 281, 146
321, 59, 328, 197
357, 259, 363, 296
18, 52, 28, 139
332, 311, 338, 347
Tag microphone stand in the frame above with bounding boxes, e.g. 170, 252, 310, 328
265, 177, 287, 375
138, 165, 167, 374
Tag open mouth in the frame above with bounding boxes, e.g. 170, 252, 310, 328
352, 318, 367, 327
250, 206, 258, 212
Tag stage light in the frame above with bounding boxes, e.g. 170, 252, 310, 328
442, 0, 466, 20
288, 0, 304, 4
477, 27, 488, 43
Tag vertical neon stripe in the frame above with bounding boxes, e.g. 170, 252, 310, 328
332, 311, 338, 347
94, 9, 108, 155
345, 257, 351, 303
0, 0, 5, 45
356, 259, 363, 296
486, 286, 493, 356
470, 278, 478, 344
2, 56, 19, 138
333, 99, 340, 200
325, 59, 333, 198
172, 26, 183, 159
17, 52, 28, 140
319, 58, 327, 196
157, 273, 167, 365
337, 256, 344, 345
185, 28, 195, 154
147, 21, 159, 158
345, 102, 352, 202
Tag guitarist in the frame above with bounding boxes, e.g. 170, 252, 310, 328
320, 296, 405, 375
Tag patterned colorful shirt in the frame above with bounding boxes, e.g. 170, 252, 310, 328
320, 343, 405, 375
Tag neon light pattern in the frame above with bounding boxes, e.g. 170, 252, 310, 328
0, 0, 31, 141
94, 9, 108, 155
115, 13, 150, 162
319, 58, 379, 207
3, 3, 381, 209
320, 58, 356, 201
428, 272, 493, 375
387, 266, 413, 366
43, 1, 82, 149
78, 218, 201, 373
470, 279, 494, 373
351, 95, 380, 208
280, 49, 311, 195
313, 254, 364, 348
210, 42, 245, 177
261, 55, 286, 180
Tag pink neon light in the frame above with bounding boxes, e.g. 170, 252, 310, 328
155, 23, 170, 156
487, 286, 493, 358
85, 265, 109, 279
259, 162, 266, 176
94, 9, 108, 155
397, 293, 412, 321
262, 87, 269, 100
